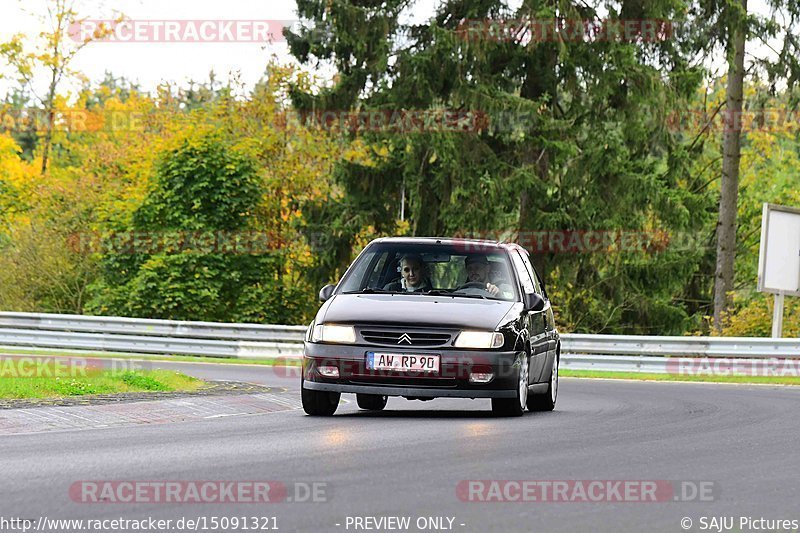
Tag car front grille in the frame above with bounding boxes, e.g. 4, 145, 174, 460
359, 328, 454, 347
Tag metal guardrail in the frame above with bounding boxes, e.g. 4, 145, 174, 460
557, 354, 798, 373
563, 333, 800, 359
0, 312, 305, 359
0, 312, 306, 341
1, 312, 798, 370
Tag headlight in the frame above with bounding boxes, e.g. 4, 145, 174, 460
310, 324, 356, 344
454, 331, 505, 349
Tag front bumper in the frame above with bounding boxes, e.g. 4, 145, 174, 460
302, 341, 523, 399
303, 381, 516, 398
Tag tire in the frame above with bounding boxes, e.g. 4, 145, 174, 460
356, 393, 388, 411
491, 353, 528, 417
528, 350, 558, 412
301, 382, 340, 416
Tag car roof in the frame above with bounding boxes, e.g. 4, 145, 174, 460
371, 236, 529, 254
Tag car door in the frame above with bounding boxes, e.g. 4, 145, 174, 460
510, 250, 549, 383
516, 250, 557, 382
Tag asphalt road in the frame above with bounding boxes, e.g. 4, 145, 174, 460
2, 360, 799, 533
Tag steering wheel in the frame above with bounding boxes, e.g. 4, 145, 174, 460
457, 281, 490, 291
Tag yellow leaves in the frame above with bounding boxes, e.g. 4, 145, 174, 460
352, 224, 379, 254
337, 138, 394, 168
0, 133, 23, 158
738, 118, 800, 193
341, 138, 375, 167
373, 141, 392, 159
747, 129, 778, 160
742, 84, 759, 100
279, 205, 303, 223
2, 56, 382, 320
394, 218, 411, 236
0, 34, 35, 81
720, 294, 800, 338
0, 133, 38, 216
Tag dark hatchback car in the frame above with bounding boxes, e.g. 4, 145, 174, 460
301, 237, 560, 416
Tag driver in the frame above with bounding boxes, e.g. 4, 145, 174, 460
463, 255, 501, 296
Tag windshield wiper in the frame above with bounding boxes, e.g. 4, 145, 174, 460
342, 288, 396, 294
449, 292, 489, 300
415, 289, 489, 300
344, 288, 490, 300
403, 289, 452, 296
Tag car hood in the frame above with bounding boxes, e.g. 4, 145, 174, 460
320, 293, 516, 330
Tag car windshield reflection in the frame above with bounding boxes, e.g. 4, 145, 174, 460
337, 242, 518, 301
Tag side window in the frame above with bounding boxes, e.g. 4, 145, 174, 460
516, 251, 543, 296
510, 251, 536, 295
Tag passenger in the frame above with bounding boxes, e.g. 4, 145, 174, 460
384, 254, 433, 292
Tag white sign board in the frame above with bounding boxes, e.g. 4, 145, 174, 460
758, 203, 800, 296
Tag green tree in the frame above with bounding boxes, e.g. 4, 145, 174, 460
0, 0, 117, 174
287, 0, 716, 334
686, 0, 800, 330
88, 131, 269, 321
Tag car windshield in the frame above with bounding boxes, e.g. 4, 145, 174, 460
338, 242, 518, 301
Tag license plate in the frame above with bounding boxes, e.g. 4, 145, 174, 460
366, 352, 439, 372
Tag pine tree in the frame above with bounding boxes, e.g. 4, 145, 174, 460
287, 0, 720, 333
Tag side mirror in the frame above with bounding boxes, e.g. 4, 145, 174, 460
318, 284, 336, 302
522, 292, 545, 312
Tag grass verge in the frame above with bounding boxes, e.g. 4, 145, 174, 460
0, 369, 205, 399
560, 369, 800, 385
3, 348, 798, 386
0, 347, 297, 366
